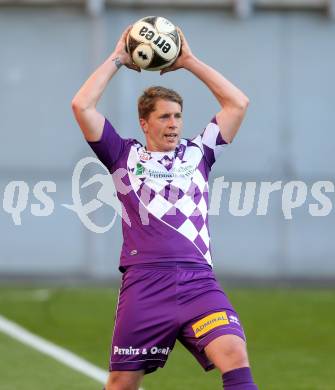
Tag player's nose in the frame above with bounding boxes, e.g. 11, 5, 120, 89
167, 116, 178, 128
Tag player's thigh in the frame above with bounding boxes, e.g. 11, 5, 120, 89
204, 334, 249, 374
110, 266, 178, 374
105, 370, 144, 390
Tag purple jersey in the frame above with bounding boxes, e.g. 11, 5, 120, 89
88, 117, 227, 270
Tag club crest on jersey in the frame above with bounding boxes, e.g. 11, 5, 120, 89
139, 151, 151, 162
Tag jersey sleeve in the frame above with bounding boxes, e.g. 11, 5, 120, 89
87, 118, 127, 170
192, 116, 228, 169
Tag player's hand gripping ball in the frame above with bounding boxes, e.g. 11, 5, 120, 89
126, 16, 181, 71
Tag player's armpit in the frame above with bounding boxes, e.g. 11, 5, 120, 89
216, 101, 249, 144
71, 104, 105, 142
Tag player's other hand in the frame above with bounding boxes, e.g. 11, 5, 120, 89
160, 28, 195, 75
112, 25, 141, 72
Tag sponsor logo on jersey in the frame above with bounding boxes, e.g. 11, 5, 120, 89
229, 315, 240, 325
192, 311, 229, 338
134, 164, 195, 179
150, 346, 170, 355
113, 345, 170, 356
135, 163, 145, 176
113, 346, 141, 355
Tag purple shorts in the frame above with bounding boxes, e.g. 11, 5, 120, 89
110, 262, 245, 374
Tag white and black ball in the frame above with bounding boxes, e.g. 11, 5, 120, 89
126, 16, 181, 71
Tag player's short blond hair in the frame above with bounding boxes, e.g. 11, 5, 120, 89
138, 86, 183, 120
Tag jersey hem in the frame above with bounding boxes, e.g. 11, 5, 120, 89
119, 256, 212, 272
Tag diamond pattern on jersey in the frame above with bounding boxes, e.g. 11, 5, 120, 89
178, 219, 200, 241
158, 184, 183, 205
162, 206, 188, 228
126, 121, 225, 266
147, 193, 175, 219
138, 183, 155, 206
201, 122, 221, 148
191, 121, 226, 168
194, 234, 208, 255
157, 155, 175, 171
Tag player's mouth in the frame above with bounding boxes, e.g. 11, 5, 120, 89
164, 133, 178, 140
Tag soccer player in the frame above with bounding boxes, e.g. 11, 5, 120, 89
72, 26, 258, 390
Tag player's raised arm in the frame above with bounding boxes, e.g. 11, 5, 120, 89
161, 29, 249, 144
71, 26, 140, 142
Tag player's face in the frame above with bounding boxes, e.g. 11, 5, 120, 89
140, 99, 183, 152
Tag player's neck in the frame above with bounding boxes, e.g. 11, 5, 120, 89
144, 145, 176, 154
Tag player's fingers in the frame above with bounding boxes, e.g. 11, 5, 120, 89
160, 66, 172, 75
119, 25, 132, 45
178, 45, 183, 57
160, 65, 176, 75
119, 27, 129, 43
176, 27, 189, 51
126, 64, 137, 71
126, 63, 141, 72
123, 25, 132, 36
176, 27, 185, 41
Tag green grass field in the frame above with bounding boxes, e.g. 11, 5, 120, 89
0, 286, 334, 390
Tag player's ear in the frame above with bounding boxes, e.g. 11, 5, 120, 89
139, 118, 148, 134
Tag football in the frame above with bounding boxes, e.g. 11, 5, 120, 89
126, 16, 181, 71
